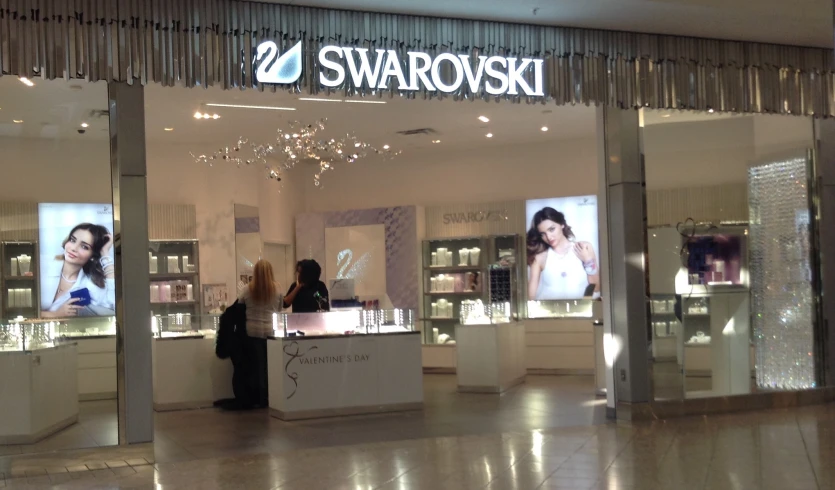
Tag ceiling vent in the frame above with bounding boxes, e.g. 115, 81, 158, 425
87, 109, 110, 120
396, 128, 438, 136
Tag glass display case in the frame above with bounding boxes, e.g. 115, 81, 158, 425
152, 313, 220, 339
422, 235, 522, 344
1, 241, 39, 320
0, 319, 55, 351
525, 299, 595, 319
149, 239, 201, 316
54, 316, 117, 339
276, 309, 416, 338
650, 293, 679, 360
459, 300, 513, 326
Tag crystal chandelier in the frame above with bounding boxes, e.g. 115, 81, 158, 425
191, 119, 400, 186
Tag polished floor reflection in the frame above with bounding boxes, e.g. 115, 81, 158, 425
0, 402, 832, 489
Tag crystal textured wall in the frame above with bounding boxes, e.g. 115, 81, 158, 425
748, 153, 816, 389
0, 0, 833, 115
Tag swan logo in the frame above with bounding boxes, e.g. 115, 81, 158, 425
255, 41, 303, 84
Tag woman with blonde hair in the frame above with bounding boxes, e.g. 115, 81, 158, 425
238, 259, 283, 408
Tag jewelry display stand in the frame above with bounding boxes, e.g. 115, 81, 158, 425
0, 241, 40, 320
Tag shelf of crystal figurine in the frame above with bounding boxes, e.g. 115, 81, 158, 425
423, 317, 457, 321
150, 272, 199, 280
425, 266, 481, 273
151, 300, 198, 306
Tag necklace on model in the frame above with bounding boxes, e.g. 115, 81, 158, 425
61, 273, 78, 283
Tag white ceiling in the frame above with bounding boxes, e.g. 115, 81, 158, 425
269, 0, 832, 48
0, 76, 600, 153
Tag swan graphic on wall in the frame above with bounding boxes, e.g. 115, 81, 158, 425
255, 41, 303, 85
337, 249, 372, 280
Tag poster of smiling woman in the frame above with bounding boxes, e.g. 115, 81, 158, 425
525, 196, 600, 301
38, 203, 116, 318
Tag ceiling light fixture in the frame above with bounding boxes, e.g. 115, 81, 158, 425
194, 112, 220, 120
80, 122, 89, 128
298, 97, 343, 103
540, 126, 548, 132
191, 119, 401, 186
205, 103, 296, 111
13, 119, 23, 124
661, 114, 671, 118
486, 133, 493, 138
708, 108, 715, 113
478, 116, 490, 123
344, 100, 387, 104
164, 128, 174, 131
432, 140, 441, 144
18, 77, 34, 87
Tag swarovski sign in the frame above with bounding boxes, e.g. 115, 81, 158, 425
255, 41, 545, 97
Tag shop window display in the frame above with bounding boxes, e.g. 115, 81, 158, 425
0, 77, 118, 450
643, 110, 817, 400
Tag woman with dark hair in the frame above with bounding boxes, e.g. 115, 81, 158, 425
283, 259, 330, 312
42, 223, 115, 317
527, 207, 599, 300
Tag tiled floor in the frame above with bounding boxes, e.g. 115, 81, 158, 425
2, 375, 606, 461
0, 402, 833, 489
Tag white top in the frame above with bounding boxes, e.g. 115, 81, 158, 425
536, 247, 589, 300
239, 288, 283, 339
41, 260, 116, 316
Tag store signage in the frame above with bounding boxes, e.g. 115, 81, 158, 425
443, 210, 509, 225
254, 41, 545, 97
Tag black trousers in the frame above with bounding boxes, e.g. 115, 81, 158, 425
237, 336, 268, 407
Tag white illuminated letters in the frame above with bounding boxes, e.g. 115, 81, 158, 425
255, 41, 545, 97
318, 45, 345, 87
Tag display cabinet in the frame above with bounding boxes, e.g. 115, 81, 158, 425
152, 313, 220, 339
149, 239, 201, 316
422, 235, 521, 344
525, 299, 595, 319
650, 293, 679, 360
0, 319, 55, 351
276, 309, 415, 338
1, 241, 39, 321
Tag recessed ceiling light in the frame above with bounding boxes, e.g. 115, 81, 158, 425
13, 119, 23, 124
298, 97, 343, 103
478, 116, 490, 123
540, 126, 548, 132
194, 112, 220, 120
708, 108, 715, 113
80, 122, 89, 128
432, 140, 441, 144
18, 77, 34, 87
205, 103, 296, 111
661, 114, 671, 118
164, 128, 174, 131
383, 145, 390, 150
344, 100, 387, 104
486, 133, 493, 138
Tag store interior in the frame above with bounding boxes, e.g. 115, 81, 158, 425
0, 74, 818, 456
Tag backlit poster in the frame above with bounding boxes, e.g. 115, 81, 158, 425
525, 196, 600, 300
38, 203, 116, 318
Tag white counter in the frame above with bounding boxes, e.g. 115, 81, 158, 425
152, 336, 234, 411
268, 332, 423, 420
455, 322, 526, 393
0, 344, 78, 444
56, 335, 117, 401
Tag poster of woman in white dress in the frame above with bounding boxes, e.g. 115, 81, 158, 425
526, 196, 600, 300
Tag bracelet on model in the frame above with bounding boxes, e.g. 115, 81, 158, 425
583, 261, 598, 275
100, 256, 114, 268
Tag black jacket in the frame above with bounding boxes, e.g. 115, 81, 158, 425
216, 300, 247, 359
